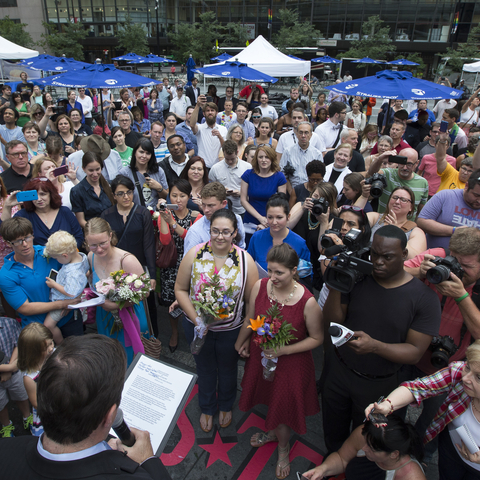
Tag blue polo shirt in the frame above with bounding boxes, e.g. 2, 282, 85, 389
0, 245, 73, 327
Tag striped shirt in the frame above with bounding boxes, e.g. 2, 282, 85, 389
377, 168, 429, 214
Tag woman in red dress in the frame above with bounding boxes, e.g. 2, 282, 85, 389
235, 243, 323, 479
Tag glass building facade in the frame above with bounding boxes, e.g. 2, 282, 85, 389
41, 0, 479, 59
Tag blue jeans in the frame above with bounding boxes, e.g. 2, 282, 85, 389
182, 317, 240, 415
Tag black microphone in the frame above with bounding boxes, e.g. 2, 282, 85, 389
324, 245, 345, 257
112, 408, 135, 447
328, 325, 343, 337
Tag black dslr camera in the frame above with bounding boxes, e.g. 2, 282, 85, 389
426, 256, 464, 284
320, 217, 342, 249
311, 197, 329, 216
324, 229, 373, 294
429, 335, 458, 368
364, 173, 388, 198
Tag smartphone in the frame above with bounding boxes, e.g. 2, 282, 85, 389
393, 155, 408, 165
53, 165, 69, 177
114, 101, 122, 110
206, 96, 213, 103
48, 269, 59, 282
439, 120, 448, 133
170, 307, 183, 318
226, 188, 234, 194
296, 473, 309, 480
16, 190, 38, 202
144, 173, 150, 179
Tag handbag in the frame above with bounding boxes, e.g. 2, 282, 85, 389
155, 227, 178, 268
140, 299, 162, 358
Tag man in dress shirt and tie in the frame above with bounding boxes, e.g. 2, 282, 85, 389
316, 101, 347, 151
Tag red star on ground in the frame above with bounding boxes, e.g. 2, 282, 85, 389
198, 431, 237, 468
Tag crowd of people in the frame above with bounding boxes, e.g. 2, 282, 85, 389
0, 70, 480, 480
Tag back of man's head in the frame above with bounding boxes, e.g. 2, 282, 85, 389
223, 139, 238, 156
37, 335, 126, 445
201, 181, 227, 202
329, 101, 346, 117
374, 225, 407, 250
393, 109, 409, 122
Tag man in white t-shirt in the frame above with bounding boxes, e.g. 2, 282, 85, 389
190, 95, 227, 168
433, 98, 457, 123
258, 93, 278, 124
77, 88, 93, 127
169, 85, 191, 121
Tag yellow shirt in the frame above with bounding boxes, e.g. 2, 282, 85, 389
437, 162, 465, 192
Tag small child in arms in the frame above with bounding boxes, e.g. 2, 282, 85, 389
44, 231, 89, 344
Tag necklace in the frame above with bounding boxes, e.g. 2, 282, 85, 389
308, 211, 320, 230
472, 399, 480, 415
269, 281, 297, 308
212, 250, 230, 259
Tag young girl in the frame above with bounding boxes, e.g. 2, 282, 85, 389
44, 231, 89, 344
17, 323, 55, 437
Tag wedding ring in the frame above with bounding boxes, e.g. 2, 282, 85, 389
464, 452, 468, 458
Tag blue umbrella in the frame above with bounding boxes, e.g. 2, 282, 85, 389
18, 54, 59, 70
211, 53, 232, 62
352, 57, 384, 64
112, 52, 147, 62
129, 54, 173, 64
17, 56, 89, 73
388, 58, 420, 66
325, 70, 463, 100
311, 55, 342, 64
193, 61, 278, 83
186, 55, 196, 86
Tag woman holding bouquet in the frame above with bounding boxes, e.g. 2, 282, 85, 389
85, 217, 149, 366
235, 243, 323, 480
175, 209, 258, 434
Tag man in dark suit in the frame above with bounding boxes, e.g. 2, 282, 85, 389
185, 77, 200, 106
218, 85, 239, 112
0, 335, 170, 479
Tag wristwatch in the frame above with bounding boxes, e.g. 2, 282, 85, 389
172, 223, 178, 229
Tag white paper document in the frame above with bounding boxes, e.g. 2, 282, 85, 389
110, 354, 196, 454
256, 261, 269, 279
67, 293, 105, 309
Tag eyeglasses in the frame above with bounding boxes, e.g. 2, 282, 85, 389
34, 112, 43, 116
460, 166, 474, 173
9, 235, 34, 247
403, 162, 417, 167
340, 205, 366, 219
87, 240, 110, 250
114, 190, 134, 198
7, 151, 28, 158
340, 111, 347, 115
211, 229, 234, 238
391, 195, 412, 204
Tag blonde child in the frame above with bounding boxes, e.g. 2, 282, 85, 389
44, 231, 89, 344
17, 323, 55, 437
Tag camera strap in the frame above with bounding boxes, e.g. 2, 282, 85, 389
132, 169, 146, 207
332, 124, 343, 149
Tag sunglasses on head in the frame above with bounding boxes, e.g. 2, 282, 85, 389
340, 204, 366, 219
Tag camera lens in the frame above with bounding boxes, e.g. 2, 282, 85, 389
426, 265, 450, 284
312, 204, 324, 216
320, 235, 335, 249
431, 348, 450, 368
370, 180, 384, 198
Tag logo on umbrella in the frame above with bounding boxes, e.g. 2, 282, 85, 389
411, 89, 425, 96
221, 71, 231, 76
346, 84, 358, 90
55, 67, 63, 71
106, 79, 118, 85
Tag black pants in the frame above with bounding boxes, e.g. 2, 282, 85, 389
320, 348, 399, 453
84, 117, 93, 127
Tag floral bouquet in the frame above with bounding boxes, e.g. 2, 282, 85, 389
96, 270, 151, 355
189, 272, 236, 354
247, 303, 297, 381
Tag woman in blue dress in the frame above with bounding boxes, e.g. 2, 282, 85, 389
85, 217, 149, 366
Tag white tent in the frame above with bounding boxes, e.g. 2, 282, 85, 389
463, 60, 480, 73
206, 35, 310, 77
0, 35, 38, 60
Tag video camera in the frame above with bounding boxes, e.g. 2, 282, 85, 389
323, 229, 373, 294
364, 173, 387, 198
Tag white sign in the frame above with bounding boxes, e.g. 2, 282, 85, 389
317, 39, 337, 47
243, 23, 256, 40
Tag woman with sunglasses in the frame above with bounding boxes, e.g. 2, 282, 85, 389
317, 204, 372, 309
367, 186, 426, 260
248, 107, 263, 132
249, 117, 277, 150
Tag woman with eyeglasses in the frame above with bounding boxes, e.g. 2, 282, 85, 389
31, 157, 78, 210
288, 159, 325, 210
219, 124, 247, 160
85, 217, 149, 366
157, 179, 201, 352
175, 208, 258, 433
367, 186, 426, 260
249, 117, 278, 150
70, 152, 115, 228
2, 177, 83, 248
317, 204, 371, 309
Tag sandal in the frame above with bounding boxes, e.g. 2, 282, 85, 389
219, 411, 232, 428
200, 413, 212, 433
276, 444, 290, 480
250, 430, 277, 448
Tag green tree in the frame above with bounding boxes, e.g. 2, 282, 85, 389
168, 11, 224, 65
223, 23, 249, 47
116, 15, 149, 57
445, 25, 480, 72
40, 22, 88, 60
0, 16, 34, 49
339, 15, 396, 61
272, 8, 322, 54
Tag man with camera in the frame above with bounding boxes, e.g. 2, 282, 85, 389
321, 225, 441, 453
0, 335, 169, 479
366, 145, 429, 215
403, 226, 480, 466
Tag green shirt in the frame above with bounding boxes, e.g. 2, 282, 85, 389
377, 168, 429, 214
115, 146, 133, 167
